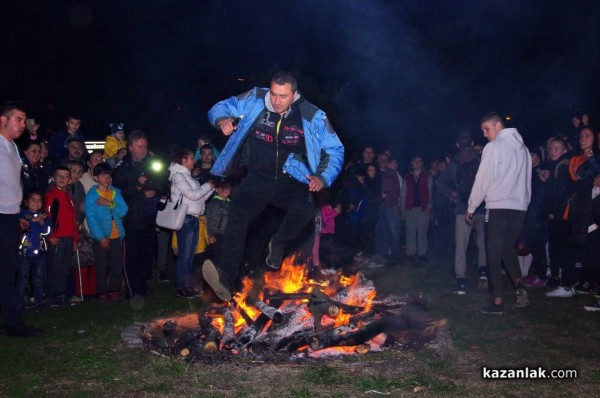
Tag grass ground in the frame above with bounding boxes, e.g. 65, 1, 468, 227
1, 255, 599, 398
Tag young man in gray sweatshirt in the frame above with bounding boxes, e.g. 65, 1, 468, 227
466, 112, 532, 314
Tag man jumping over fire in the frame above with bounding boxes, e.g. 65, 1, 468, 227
202, 71, 344, 301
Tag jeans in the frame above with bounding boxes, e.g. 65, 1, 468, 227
17, 255, 47, 305
375, 207, 401, 257
175, 215, 199, 290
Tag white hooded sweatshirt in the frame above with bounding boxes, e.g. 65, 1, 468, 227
168, 162, 214, 217
467, 128, 531, 213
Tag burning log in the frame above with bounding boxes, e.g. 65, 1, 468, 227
172, 330, 201, 357
309, 317, 399, 351
277, 330, 314, 352
162, 320, 178, 349
248, 299, 283, 323
252, 304, 314, 349
265, 292, 311, 301
229, 299, 255, 326
221, 307, 236, 350
197, 313, 222, 352
332, 273, 375, 306
203, 325, 221, 352
308, 289, 339, 329
234, 298, 283, 349
207, 302, 254, 329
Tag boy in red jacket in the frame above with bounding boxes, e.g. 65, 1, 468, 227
45, 166, 79, 304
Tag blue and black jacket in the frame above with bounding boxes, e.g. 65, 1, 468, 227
208, 87, 344, 188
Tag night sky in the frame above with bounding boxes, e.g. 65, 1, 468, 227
3, 0, 600, 164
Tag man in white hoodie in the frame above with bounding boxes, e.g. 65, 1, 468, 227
466, 112, 531, 314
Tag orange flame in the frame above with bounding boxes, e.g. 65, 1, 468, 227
227, 255, 377, 338
233, 277, 261, 321
211, 316, 224, 334
333, 309, 351, 327
263, 255, 308, 293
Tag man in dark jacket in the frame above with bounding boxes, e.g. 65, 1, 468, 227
436, 131, 487, 295
112, 130, 162, 296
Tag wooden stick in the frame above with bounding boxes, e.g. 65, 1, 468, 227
249, 299, 283, 323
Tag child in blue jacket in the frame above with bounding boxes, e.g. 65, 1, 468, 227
84, 163, 128, 303
18, 190, 52, 307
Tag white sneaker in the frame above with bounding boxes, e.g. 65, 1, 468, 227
545, 286, 574, 298
584, 300, 600, 312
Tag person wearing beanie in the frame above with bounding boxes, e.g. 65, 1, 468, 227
104, 122, 126, 166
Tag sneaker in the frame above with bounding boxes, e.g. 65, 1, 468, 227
584, 300, 600, 312
49, 295, 68, 307
156, 270, 170, 283
574, 280, 593, 295
515, 286, 529, 309
545, 286, 574, 298
176, 288, 196, 300
266, 238, 284, 270
478, 269, 488, 289
522, 275, 547, 287
6, 321, 44, 338
480, 303, 505, 314
545, 277, 560, 287
453, 279, 467, 295
69, 295, 83, 303
593, 288, 600, 299
202, 259, 232, 301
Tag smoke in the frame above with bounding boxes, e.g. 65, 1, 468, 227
4, 0, 600, 160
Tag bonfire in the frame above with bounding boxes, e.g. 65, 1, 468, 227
139, 256, 445, 362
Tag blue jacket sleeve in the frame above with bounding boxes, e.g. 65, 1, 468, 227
208, 89, 256, 128
84, 192, 103, 240
312, 116, 344, 187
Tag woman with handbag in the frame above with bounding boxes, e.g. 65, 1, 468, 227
168, 147, 215, 299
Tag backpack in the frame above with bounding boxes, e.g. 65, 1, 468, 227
455, 156, 480, 202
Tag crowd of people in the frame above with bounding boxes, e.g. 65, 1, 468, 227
2, 74, 600, 337
335, 113, 600, 314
